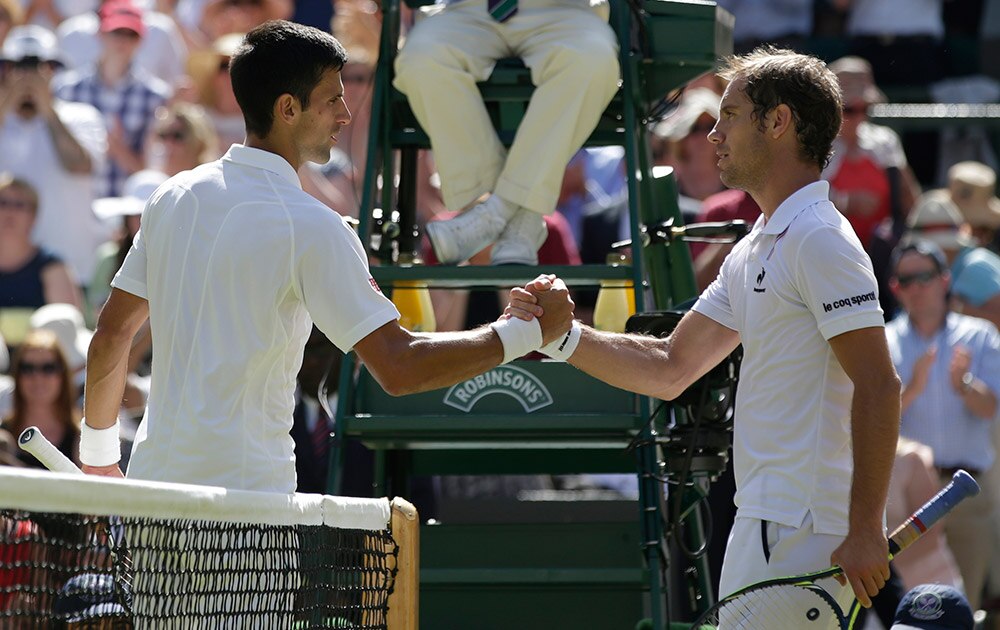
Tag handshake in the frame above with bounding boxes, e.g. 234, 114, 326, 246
491, 274, 582, 364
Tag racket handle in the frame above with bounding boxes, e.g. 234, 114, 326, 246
888, 470, 979, 556
18, 426, 83, 475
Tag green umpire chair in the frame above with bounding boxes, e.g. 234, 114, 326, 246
329, 2, 733, 628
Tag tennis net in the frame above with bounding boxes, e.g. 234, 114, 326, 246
0, 467, 418, 629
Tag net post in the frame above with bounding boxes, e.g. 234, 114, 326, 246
388, 497, 419, 630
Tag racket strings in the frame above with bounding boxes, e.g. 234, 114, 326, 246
702, 583, 845, 629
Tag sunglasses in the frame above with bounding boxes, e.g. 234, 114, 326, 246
157, 129, 187, 142
0, 198, 32, 211
895, 270, 939, 288
19, 361, 61, 376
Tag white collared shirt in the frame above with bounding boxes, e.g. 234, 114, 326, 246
113, 145, 399, 493
693, 181, 885, 535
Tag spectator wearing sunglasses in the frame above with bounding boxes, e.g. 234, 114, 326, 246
885, 237, 1000, 611
0, 328, 82, 469
53, 0, 171, 198
823, 57, 921, 254
0, 174, 83, 348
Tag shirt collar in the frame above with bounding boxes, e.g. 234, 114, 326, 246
760, 180, 830, 235
222, 144, 302, 189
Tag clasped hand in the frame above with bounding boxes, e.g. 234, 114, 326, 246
504, 274, 574, 345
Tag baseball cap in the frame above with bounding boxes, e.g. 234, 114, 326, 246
906, 190, 976, 251
99, 0, 146, 37
890, 584, 974, 630
652, 88, 720, 141
93, 169, 167, 221
948, 161, 1000, 229
28, 303, 93, 372
0, 24, 61, 64
53, 573, 127, 623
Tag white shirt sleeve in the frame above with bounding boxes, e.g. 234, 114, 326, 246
691, 248, 738, 331
111, 227, 149, 299
795, 226, 885, 339
296, 214, 400, 352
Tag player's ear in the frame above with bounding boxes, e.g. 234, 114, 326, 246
274, 93, 300, 126
769, 103, 794, 139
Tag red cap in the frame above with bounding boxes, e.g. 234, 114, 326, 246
99, 1, 146, 37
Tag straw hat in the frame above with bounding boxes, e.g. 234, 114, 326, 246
906, 190, 976, 251
187, 32, 244, 106
947, 161, 1000, 229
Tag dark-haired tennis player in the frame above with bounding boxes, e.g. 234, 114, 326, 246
78, 20, 573, 493
511, 47, 902, 614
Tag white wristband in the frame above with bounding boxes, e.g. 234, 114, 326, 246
490, 317, 543, 364
539, 320, 582, 362
80, 418, 121, 467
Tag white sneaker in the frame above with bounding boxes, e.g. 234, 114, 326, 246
426, 196, 517, 264
490, 208, 547, 266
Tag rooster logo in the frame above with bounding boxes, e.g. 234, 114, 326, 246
754, 267, 766, 293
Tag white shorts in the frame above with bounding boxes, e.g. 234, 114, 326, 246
719, 512, 853, 613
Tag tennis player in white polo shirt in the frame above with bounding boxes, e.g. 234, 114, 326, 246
76, 20, 574, 493
509, 48, 902, 614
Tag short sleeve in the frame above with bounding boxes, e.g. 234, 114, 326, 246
795, 227, 884, 339
692, 250, 738, 331
111, 228, 149, 299
296, 215, 399, 352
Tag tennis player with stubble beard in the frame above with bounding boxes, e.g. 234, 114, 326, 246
76, 19, 573, 626
511, 48, 902, 620
79, 20, 572, 491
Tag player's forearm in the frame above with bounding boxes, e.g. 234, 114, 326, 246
370, 327, 504, 396
83, 328, 134, 428
848, 373, 901, 530
568, 328, 682, 400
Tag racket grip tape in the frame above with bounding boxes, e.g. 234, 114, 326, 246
888, 470, 979, 556
18, 426, 84, 475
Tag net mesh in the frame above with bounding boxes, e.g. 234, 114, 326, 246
0, 470, 399, 629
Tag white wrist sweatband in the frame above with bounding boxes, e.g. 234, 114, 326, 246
80, 418, 121, 467
490, 317, 543, 364
539, 320, 582, 362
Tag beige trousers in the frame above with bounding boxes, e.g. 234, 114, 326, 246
394, 0, 620, 215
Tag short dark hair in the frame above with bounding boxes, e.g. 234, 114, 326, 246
718, 46, 843, 170
229, 20, 348, 137
890, 237, 949, 276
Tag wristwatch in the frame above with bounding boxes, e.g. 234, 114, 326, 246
961, 372, 975, 394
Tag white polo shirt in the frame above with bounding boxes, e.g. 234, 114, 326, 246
693, 181, 884, 536
113, 145, 399, 493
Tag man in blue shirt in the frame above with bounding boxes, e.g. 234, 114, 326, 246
885, 238, 1000, 609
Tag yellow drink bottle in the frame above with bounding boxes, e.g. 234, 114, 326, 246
393, 280, 437, 333
593, 253, 636, 333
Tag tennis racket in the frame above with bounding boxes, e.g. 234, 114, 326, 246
17, 426, 84, 474
17, 426, 135, 615
692, 469, 980, 630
